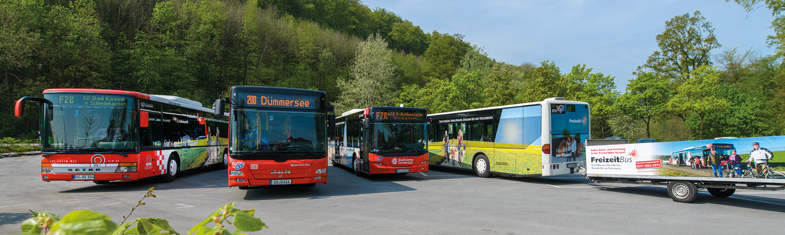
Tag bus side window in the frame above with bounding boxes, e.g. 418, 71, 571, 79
142, 111, 162, 147
483, 122, 494, 142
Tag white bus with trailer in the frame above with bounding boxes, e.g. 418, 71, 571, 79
586, 136, 785, 203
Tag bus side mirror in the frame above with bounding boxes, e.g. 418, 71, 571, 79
212, 98, 225, 116
14, 99, 25, 117
15, 96, 52, 118
363, 118, 370, 129
140, 111, 149, 128
328, 114, 336, 128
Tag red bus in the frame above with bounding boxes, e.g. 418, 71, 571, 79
331, 107, 429, 175
15, 89, 228, 183
213, 86, 333, 188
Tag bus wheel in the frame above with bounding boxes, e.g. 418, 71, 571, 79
221, 152, 228, 169
352, 155, 361, 176
707, 188, 735, 198
162, 156, 179, 182
667, 181, 697, 203
93, 181, 110, 185
474, 154, 490, 178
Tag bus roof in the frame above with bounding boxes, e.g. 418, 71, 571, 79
231, 86, 326, 96
676, 143, 735, 151
43, 88, 213, 114
428, 97, 589, 117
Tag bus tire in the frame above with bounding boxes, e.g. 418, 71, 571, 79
352, 155, 361, 176
162, 155, 180, 182
474, 154, 491, 178
221, 151, 229, 169
667, 181, 697, 203
707, 188, 735, 198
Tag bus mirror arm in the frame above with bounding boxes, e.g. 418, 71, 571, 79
15, 96, 52, 118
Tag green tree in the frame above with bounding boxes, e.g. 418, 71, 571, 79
615, 72, 670, 138
482, 64, 516, 107
732, 0, 785, 57
638, 11, 720, 86
389, 20, 427, 54
563, 65, 619, 138
336, 33, 397, 112
517, 61, 564, 102
422, 31, 470, 81
667, 65, 730, 139
131, 1, 194, 97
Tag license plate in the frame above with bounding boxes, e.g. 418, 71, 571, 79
73, 174, 94, 180
270, 179, 291, 185
396, 169, 409, 173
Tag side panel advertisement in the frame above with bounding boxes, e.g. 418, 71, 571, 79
587, 136, 785, 179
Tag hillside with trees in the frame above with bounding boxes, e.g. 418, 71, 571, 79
1, 0, 783, 142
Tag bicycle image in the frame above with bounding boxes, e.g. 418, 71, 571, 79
742, 162, 785, 179
721, 160, 741, 178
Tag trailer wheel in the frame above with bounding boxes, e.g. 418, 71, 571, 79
707, 188, 735, 198
474, 154, 490, 178
667, 181, 697, 203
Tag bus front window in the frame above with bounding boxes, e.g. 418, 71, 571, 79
42, 94, 137, 152
372, 123, 426, 154
232, 109, 326, 155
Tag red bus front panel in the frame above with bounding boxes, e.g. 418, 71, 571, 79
367, 153, 429, 174
227, 156, 328, 187
40, 151, 166, 182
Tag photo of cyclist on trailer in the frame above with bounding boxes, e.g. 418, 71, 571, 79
745, 142, 774, 177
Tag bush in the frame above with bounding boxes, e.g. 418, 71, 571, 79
19, 187, 267, 235
0, 137, 39, 153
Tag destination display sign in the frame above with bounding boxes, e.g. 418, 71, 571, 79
235, 92, 320, 110
370, 109, 426, 122
46, 94, 130, 107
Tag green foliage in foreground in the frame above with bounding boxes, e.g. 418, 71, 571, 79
19, 187, 266, 235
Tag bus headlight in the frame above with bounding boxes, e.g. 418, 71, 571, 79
115, 163, 137, 173
41, 163, 54, 173
230, 170, 243, 176
315, 168, 327, 174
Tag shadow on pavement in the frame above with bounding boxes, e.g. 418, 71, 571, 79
242, 166, 418, 200
0, 213, 30, 226
598, 185, 785, 213
58, 167, 227, 193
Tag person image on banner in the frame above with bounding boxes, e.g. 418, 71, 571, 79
707, 148, 723, 177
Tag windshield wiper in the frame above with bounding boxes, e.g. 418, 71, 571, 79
42, 150, 81, 157
94, 149, 128, 157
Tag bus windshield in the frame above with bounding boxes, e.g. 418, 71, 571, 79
231, 109, 326, 156
42, 94, 137, 152
372, 123, 427, 154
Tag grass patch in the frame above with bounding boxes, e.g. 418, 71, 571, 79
660, 168, 693, 177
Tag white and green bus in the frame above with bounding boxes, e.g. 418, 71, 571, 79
428, 97, 590, 177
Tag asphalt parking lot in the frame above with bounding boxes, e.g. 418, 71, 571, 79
2, 154, 785, 234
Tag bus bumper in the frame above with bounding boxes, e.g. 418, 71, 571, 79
41, 172, 140, 182
368, 162, 429, 174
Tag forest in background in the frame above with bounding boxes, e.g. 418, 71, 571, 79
1, 0, 784, 142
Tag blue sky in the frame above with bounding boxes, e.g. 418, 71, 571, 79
362, 0, 776, 92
